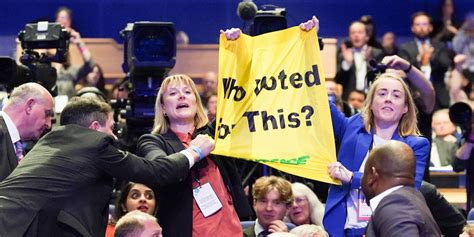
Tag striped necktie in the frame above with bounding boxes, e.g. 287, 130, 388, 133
14, 141, 24, 162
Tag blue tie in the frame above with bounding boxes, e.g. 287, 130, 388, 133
14, 141, 24, 162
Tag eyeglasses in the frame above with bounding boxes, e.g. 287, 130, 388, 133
294, 197, 308, 205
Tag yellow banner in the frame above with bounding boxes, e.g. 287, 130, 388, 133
214, 27, 338, 185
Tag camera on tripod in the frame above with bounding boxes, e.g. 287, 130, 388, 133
0, 21, 70, 96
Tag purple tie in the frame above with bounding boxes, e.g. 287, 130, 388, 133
14, 141, 24, 162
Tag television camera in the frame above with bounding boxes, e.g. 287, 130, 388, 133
0, 21, 70, 96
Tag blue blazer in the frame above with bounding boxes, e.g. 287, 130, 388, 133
323, 103, 429, 237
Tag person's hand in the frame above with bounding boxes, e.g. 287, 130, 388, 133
189, 134, 215, 159
220, 28, 242, 40
381, 55, 411, 71
299, 16, 319, 32
454, 54, 467, 71
328, 162, 353, 184
268, 220, 289, 233
69, 29, 82, 45
341, 43, 353, 65
419, 44, 434, 66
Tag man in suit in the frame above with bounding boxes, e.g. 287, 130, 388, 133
0, 97, 212, 236
0, 82, 54, 181
398, 11, 453, 110
361, 140, 441, 236
335, 21, 382, 100
243, 176, 293, 237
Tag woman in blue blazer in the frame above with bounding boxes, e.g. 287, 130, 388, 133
323, 68, 431, 236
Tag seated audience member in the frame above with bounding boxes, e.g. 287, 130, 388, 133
107, 182, 157, 237
460, 223, 474, 237
136, 74, 251, 237
420, 181, 466, 236
200, 71, 218, 104
0, 97, 197, 236
289, 224, 328, 237
114, 210, 162, 237
243, 176, 294, 237
205, 93, 217, 121
286, 182, 324, 227
346, 89, 366, 111
76, 64, 108, 98
362, 140, 441, 236
430, 109, 460, 167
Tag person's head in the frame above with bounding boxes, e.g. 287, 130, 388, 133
360, 15, 375, 38
289, 224, 329, 237
60, 97, 115, 138
361, 140, 416, 201
2, 83, 54, 141
114, 210, 162, 237
76, 87, 107, 102
84, 64, 106, 91
411, 12, 433, 40
440, 0, 455, 18
382, 32, 396, 50
347, 90, 366, 110
287, 183, 324, 226
361, 72, 419, 136
460, 223, 474, 237
205, 93, 217, 121
202, 71, 218, 95
176, 30, 189, 45
112, 79, 131, 100
432, 109, 456, 138
55, 6, 73, 29
152, 74, 208, 134
252, 176, 293, 229
114, 182, 156, 222
349, 21, 369, 49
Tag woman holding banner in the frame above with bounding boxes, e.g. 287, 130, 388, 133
324, 67, 431, 236
136, 74, 251, 237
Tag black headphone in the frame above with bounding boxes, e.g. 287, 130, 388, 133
76, 87, 107, 102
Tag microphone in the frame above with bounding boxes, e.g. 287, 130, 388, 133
237, 0, 257, 21
369, 59, 387, 74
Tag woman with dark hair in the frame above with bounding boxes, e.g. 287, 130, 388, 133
76, 64, 108, 98
106, 182, 156, 237
433, 0, 459, 45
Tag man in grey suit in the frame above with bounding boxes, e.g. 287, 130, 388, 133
0, 82, 54, 181
361, 140, 441, 237
0, 97, 212, 236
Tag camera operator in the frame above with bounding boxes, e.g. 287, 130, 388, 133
452, 122, 474, 211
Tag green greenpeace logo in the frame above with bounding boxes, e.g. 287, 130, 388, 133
255, 155, 309, 165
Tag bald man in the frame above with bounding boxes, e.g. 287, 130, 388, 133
361, 141, 441, 236
115, 210, 163, 237
0, 82, 54, 180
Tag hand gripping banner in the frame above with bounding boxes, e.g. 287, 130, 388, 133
214, 26, 339, 184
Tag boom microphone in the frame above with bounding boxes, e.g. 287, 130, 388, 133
237, 0, 257, 21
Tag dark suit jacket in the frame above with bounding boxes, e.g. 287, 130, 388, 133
137, 124, 252, 237
365, 186, 441, 237
335, 46, 382, 100
0, 124, 190, 236
398, 40, 452, 109
242, 224, 256, 237
0, 116, 18, 181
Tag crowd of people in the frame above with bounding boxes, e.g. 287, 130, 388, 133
1, 3, 474, 237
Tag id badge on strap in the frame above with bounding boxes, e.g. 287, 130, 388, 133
193, 182, 222, 217
357, 190, 371, 221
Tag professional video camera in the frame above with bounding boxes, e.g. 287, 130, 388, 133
0, 21, 70, 96
113, 22, 176, 150
449, 102, 473, 139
